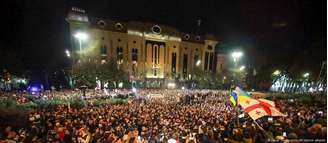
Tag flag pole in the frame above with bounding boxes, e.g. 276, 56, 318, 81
253, 120, 274, 140
237, 101, 240, 127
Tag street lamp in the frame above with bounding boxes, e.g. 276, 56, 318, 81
65, 49, 71, 57
74, 32, 88, 52
231, 51, 243, 65
303, 73, 310, 78
273, 70, 281, 76
230, 51, 244, 90
196, 60, 201, 66
239, 65, 245, 71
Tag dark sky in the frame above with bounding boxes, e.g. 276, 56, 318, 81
0, 0, 326, 77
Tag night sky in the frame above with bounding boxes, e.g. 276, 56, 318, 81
0, 0, 326, 78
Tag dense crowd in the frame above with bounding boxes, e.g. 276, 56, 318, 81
0, 89, 326, 143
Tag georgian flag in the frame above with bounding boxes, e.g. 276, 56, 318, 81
239, 98, 286, 120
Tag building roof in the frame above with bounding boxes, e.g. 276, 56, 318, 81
67, 7, 218, 43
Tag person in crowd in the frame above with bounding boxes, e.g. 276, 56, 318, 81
0, 89, 326, 142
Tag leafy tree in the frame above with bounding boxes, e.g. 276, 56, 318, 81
72, 58, 129, 88
193, 67, 217, 89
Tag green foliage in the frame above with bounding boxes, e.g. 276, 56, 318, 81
193, 67, 219, 89
0, 99, 17, 108
265, 93, 326, 105
72, 58, 129, 88
0, 97, 127, 111
298, 96, 313, 104
17, 102, 38, 110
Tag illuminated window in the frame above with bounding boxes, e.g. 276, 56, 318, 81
132, 62, 137, 76
117, 47, 123, 63
209, 52, 213, 71
172, 53, 177, 73
204, 52, 209, 71
100, 45, 107, 55
154, 69, 157, 76
183, 54, 188, 79
101, 59, 106, 64
194, 55, 199, 65
132, 48, 138, 62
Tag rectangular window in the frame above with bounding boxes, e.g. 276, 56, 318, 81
152, 46, 154, 63
183, 54, 188, 79
209, 53, 213, 71
117, 47, 123, 62
154, 46, 157, 64
194, 55, 199, 66
172, 53, 176, 73
132, 49, 138, 61
204, 52, 209, 71
101, 45, 107, 55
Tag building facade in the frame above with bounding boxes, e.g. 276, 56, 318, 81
67, 7, 224, 87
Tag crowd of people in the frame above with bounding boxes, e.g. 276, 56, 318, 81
0, 89, 326, 143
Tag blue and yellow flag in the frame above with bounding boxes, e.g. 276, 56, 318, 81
230, 87, 251, 106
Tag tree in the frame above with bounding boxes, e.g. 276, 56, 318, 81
193, 67, 217, 89
72, 58, 129, 88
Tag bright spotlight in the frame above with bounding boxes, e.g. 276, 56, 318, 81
273, 70, 281, 76
132, 87, 137, 93
181, 86, 185, 90
303, 73, 310, 78
167, 82, 176, 89
231, 51, 243, 59
74, 32, 88, 40
196, 60, 201, 66
65, 49, 71, 57
239, 65, 245, 71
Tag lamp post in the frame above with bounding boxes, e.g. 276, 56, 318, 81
192, 60, 201, 89
65, 49, 73, 88
71, 32, 88, 88
231, 51, 243, 86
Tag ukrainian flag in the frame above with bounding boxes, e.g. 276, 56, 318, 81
230, 87, 251, 106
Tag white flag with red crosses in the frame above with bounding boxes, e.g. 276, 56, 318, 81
239, 98, 286, 120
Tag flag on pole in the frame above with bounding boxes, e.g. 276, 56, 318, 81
230, 87, 251, 106
239, 98, 286, 120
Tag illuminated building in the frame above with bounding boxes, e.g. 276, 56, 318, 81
67, 7, 223, 86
